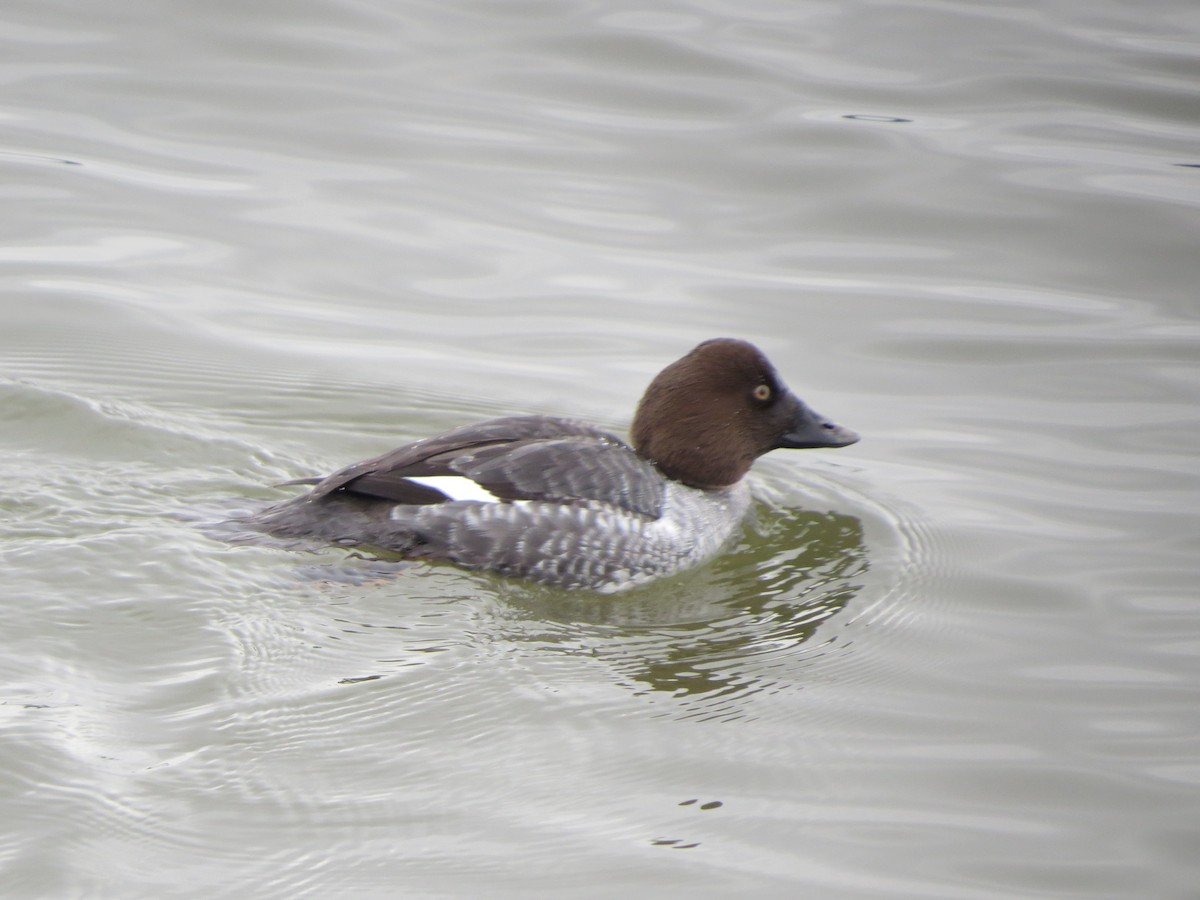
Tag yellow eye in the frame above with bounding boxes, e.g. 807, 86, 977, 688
753, 384, 771, 402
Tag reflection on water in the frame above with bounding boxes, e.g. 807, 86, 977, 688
240, 500, 869, 720
488, 504, 866, 716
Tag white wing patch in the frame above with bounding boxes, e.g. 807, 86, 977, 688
405, 475, 503, 504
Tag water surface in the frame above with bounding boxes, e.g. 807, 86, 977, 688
2, 0, 1199, 897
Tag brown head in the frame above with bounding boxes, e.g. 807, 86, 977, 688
630, 338, 859, 488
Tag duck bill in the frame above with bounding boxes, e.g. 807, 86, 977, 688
778, 398, 860, 449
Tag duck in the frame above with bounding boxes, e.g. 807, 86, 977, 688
242, 338, 859, 592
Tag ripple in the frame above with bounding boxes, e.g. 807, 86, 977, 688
207, 445, 940, 729
357, 464, 925, 725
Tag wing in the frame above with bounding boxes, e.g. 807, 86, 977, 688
300, 415, 663, 518
450, 438, 666, 519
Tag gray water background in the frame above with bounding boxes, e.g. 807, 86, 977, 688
2, 0, 1199, 897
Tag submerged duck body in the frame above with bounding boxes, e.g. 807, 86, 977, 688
244, 339, 859, 592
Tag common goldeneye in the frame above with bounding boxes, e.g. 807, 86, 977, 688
243, 338, 858, 592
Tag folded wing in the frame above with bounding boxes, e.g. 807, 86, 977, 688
298, 415, 666, 519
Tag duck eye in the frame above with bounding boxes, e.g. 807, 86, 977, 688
753, 384, 772, 402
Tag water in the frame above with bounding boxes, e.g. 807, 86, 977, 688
3, 0, 1199, 897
